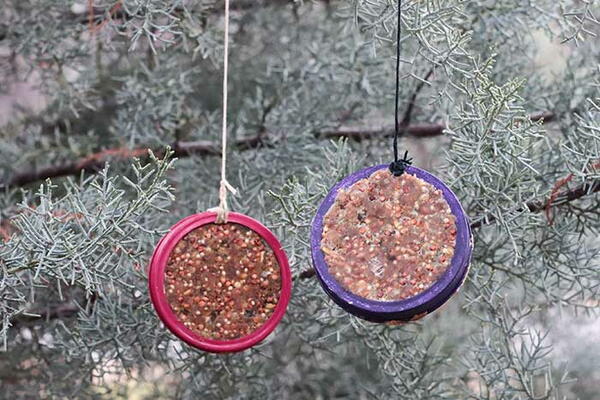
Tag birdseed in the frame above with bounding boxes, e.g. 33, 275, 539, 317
321, 169, 457, 301
165, 223, 281, 340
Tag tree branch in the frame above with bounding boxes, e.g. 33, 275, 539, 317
8, 294, 98, 328
1, 135, 264, 189
9, 304, 80, 328
321, 111, 555, 141
75, 0, 312, 26
400, 68, 436, 128
1, 112, 556, 190
470, 177, 600, 229
321, 122, 446, 140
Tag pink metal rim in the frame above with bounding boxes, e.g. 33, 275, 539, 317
148, 212, 292, 353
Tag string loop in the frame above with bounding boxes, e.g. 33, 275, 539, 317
389, 0, 412, 177
211, 0, 237, 223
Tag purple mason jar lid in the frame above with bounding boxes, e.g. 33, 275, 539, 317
310, 164, 473, 323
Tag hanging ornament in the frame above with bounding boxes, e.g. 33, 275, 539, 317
309, 0, 472, 323
148, 0, 291, 352
310, 165, 471, 323
149, 212, 292, 352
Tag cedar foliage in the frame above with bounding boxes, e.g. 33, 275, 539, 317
0, 1, 599, 399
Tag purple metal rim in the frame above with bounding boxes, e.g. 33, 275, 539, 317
310, 164, 473, 322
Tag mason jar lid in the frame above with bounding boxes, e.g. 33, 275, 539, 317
310, 164, 472, 323
148, 212, 292, 352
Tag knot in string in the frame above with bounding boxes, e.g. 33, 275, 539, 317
389, 150, 413, 176
210, 179, 237, 223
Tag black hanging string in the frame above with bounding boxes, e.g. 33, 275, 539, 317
389, 0, 413, 177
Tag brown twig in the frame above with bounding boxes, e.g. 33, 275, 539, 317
545, 174, 576, 225
0, 220, 14, 242
400, 68, 435, 129
9, 303, 80, 328
1, 135, 262, 189
321, 111, 554, 141
1, 112, 556, 190
470, 177, 600, 229
321, 122, 447, 140
545, 161, 600, 225
88, 0, 123, 34
75, 147, 148, 169
529, 111, 555, 123
8, 293, 99, 328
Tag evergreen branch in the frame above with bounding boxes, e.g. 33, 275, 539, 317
2, 112, 554, 190
321, 122, 447, 140
400, 68, 436, 128
12, 303, 80, 326
2, 0, 598, 395
327, 66, 436, 142
322, 111, 555, 141
75, 0, 319, 26
1, 136, 263, 189
8, 295, 98, 329
470, 177, 600, 228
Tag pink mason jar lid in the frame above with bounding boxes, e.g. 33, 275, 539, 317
148, 212, 292, 353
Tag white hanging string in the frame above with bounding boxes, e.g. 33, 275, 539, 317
210, 0, 237, 223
